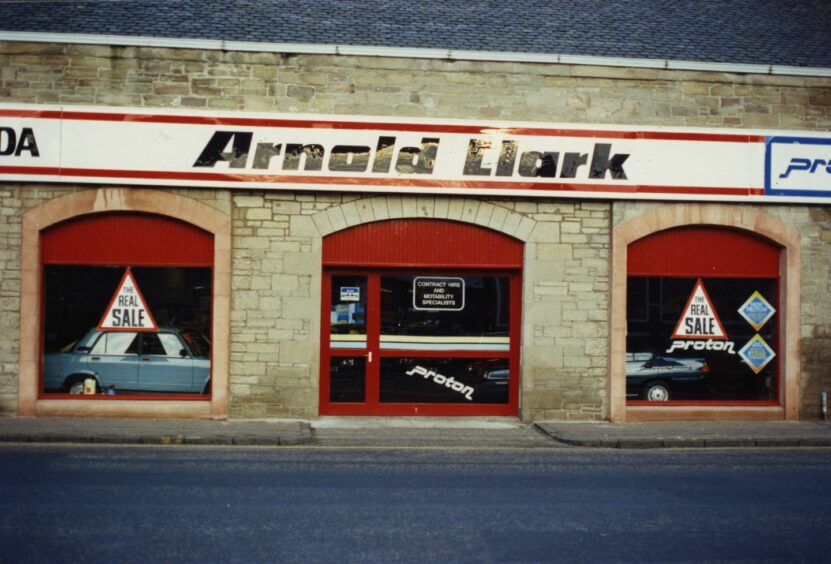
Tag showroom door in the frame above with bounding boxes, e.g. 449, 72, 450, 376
320, 219, 524, 416
321, 269, 521, 416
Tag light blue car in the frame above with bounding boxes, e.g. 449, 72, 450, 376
43, 328, 211, 395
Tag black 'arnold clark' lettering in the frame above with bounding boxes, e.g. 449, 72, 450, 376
193, 131, 252, 168
462, 138, 629, 180
0, 127, 40, 157
190, 131, 629, 180
193, 132, 439, 174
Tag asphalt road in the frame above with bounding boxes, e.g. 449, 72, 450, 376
2, 446, 830, 563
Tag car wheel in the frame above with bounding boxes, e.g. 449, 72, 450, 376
644, 382, 670, 401
67, 379, 96, 395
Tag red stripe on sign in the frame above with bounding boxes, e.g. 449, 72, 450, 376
0, 108, 765, 143
0, 165, 765, 196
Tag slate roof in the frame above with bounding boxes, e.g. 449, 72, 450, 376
1, 0, 830, 69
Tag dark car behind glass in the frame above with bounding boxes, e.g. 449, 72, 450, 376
626, 352, 710, 401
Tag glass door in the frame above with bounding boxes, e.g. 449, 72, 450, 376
321, 270, 520, 416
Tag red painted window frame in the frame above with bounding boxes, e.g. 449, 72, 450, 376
320, 218, 524, 416
38, 212, 214, 401
626, 226, 782, 407
320, 268, 522, 416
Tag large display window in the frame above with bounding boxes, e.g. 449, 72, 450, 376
321, 219, 523, 416
627, 277, 777, 402
39, 213, 214, 399
626, 226, 781, 406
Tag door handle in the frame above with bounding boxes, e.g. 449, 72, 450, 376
367, 351, 373, 363
91, 357, 100, 361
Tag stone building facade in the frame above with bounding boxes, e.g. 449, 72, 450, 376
1, 40, 829, 421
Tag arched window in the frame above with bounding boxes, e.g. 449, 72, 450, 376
626, 226, 781, 405
40, 212, 214, 399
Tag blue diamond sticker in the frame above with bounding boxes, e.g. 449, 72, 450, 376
738, 291, 775, 331
738, 335, 776, 374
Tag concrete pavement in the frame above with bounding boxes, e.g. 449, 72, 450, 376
0, 416, 311, 446
1, 415, 830, 448
535, 420, 831, 448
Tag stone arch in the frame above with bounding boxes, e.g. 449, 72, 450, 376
308, 196, 536, 241
19, 188, 231, 418
609, 203, 801, 422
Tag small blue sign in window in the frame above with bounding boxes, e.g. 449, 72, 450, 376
340, 286, 360, 302
738, 335, 776, 375
737, 291, 775, 331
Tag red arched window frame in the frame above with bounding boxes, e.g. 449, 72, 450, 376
39, 212, 214, 400
627, 226, 782, 406
321, 219, 523, 416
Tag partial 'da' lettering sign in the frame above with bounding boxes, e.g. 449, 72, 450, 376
413, 277, 465, 311
98, 268, 158, 331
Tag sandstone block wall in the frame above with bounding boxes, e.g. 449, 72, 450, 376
1, 42, 829, 129
229, 193, 608, 421
1, 40, 829, 419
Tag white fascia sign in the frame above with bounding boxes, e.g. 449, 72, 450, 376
1, 103, 830, 203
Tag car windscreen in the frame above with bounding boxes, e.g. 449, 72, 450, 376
181, 330, 211, 357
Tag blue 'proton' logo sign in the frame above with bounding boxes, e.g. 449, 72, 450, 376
738, 335, 776, 375
766, 136, 831, 198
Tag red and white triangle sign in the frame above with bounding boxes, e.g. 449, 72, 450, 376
98, 268, 158, 332
671, 279, 727, 340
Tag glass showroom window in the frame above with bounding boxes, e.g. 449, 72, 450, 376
625, 227, 781, 404
42, 265, 212, 396
325, 272, 515, 409
39, 212, 214, 399
626, 277, 778, 403
378, 274, 511, 405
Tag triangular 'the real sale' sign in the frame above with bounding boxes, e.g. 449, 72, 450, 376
671, 279, 727, 340
98, 268, 158, 332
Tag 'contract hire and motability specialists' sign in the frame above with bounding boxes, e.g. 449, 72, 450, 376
0, 104, 829, 203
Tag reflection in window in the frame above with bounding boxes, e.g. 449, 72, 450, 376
330, 357, 366, 403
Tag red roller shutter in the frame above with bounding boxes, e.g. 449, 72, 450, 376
323, 219, 523, 269
41, 213, 213, 267
628, 226, 780, 278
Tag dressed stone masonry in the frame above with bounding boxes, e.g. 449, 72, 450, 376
230, 193, 608, 421
1, 40, 829, 420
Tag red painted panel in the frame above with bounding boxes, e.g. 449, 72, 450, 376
323, 219, 523, 268
41, 213, 213, 266
628, 227, 780, 278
